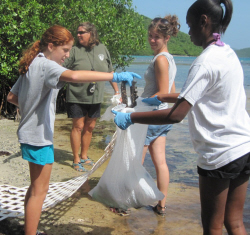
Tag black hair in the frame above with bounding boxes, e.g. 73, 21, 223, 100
187, 0, 233, 34
148, 15, 180, 38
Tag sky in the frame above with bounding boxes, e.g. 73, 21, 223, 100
132, 0, 250, 50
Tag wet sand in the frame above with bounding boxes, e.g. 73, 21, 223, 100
0, 97, 250, 234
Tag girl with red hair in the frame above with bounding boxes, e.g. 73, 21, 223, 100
7, 25, 140, 235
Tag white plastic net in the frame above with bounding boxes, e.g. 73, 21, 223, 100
0, 97, 163, 220
89, 98, 164, 210
0, 131, 117, 221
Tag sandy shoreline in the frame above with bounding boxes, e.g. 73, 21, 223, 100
1, 105, 250, 234
0, 113, 203, 235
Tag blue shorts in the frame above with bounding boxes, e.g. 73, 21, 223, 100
21, 144, 54, 165
197, 152, 250, 179
144, 124, 172, 146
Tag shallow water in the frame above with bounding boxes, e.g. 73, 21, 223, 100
2, 56, 249, 234
2, 112, 248, 235
101, 55, 250, 234
90, 112, 249, 234
142, 119, 250, 234
144, 118, 198, 186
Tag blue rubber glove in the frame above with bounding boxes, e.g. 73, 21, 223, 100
142, 96, 162, 106
112, 72, 141, 86
111, 110, 134, 130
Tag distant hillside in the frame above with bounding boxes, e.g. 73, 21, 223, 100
135, 15, 250, 58
134, 15, 202, 56
234, 48, 250, 58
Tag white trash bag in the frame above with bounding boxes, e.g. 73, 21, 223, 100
89, 98, 164, 210
100, 94, 123, 122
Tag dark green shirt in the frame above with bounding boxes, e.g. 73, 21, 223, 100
63, 43, 113, 104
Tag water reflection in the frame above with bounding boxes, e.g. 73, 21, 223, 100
143, 118, 199, 186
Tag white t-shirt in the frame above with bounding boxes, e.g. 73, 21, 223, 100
179, 44, 250, 170
11, 53, 68, 146
141, 52, 176, 110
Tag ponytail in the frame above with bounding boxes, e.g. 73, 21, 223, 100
187, 0, 233, 34
19, 25, 74, 74
220, 0, 233, 34
19, 40, 41, 74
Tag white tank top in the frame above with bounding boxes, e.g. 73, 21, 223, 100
141, 52, 177, 109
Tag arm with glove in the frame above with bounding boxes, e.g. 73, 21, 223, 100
60, 70, 141, 86
112, 98, 191, 130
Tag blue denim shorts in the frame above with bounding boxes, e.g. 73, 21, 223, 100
197, 152, 250, 179
144, 124, 172, 146
21, 144, 54, 165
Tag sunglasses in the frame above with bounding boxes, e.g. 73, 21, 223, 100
152, 18, 168, 24
77, 31, 89, 35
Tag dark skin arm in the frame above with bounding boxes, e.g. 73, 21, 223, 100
131, 98, 192, 125
157, 92, 180, 103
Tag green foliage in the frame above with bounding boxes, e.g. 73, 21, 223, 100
34, 0, 146, 69
1, 0, 47, 83
134, 15, 203, 56
0, 0, 145, 115
169, 32, 203, 56
3, 0, 249, 117
234, 48, 250, 58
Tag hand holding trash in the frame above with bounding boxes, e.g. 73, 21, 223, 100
111, 110, 134, 130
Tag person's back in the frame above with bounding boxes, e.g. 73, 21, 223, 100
7, 24, 141, 235
14, 54, 66, 146
183, 44, 250, 169
112, 0, 250, 234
